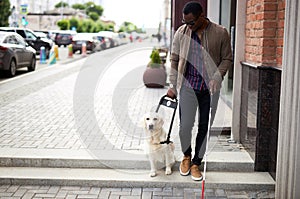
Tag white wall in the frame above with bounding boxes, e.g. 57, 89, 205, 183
207, 0, 220, 24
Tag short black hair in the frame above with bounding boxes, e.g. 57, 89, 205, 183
182, 1, 203, 17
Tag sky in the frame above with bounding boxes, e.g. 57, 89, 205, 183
101, 0, 164, 29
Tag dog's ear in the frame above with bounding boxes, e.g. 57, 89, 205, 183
157, 116, 164, 129
141, 113, 150, 129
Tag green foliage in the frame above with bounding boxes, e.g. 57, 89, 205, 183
85, 3, 103, 16
57, 19, 70, 30
118, 21, 137, 33
69, 17, 79, 30
149, 49, 162, 68
55, 1, 69, 8
0, 0, 11, 27
88, 12, 99, 21
54, 1, 141, 34
72, 4, 85, 10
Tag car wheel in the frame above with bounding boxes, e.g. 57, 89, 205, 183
28, 56, 36, 72
5, 59, 17, 77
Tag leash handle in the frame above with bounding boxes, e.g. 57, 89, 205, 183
155, 95, 178, 144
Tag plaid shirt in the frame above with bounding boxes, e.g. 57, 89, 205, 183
183, 31, 208, 91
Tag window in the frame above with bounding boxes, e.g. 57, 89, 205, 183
25, 30, 37, 40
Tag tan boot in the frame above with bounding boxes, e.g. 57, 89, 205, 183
190, 164, 203, 181
179, 155, 191, 176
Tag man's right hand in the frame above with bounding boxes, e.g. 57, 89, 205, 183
166, 88, 177, 99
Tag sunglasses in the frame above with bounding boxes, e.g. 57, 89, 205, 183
182, 16, 199, 26
182, 20, 196, 26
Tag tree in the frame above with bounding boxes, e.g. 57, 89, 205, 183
118, 21, 138, 33
72, 3, 85, 10
89, 12, 99, 21
0, 0, 11, 27
85, 2, 103, 16
69, 17, 79, 30
55, 1, 69, 8
57, 19, 70, 30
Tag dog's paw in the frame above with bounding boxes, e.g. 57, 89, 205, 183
150, 171, 157, 177
165, 167, 172, 175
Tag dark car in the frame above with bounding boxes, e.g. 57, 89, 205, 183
0, 27, 52, 58
0, 32, 36, 77
54, 31, 76, 47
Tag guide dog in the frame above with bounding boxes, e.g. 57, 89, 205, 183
143, 111, 175, 177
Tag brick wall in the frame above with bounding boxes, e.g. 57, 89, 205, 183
245, 0, 285, 67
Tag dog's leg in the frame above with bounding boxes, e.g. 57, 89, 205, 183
149, 155, 157, 177
165, 145, 175, 175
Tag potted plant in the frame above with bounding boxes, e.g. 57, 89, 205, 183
143, 48, 167, 88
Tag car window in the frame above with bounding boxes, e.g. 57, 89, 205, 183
4, 36, 16, 44
14, 35, 26, 46
25, 30, 37, 40
16, 30, 26, 37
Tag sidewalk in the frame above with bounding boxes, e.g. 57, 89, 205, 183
0, 40, 275, 198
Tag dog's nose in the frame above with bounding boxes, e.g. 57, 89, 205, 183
149, 124, 154, 130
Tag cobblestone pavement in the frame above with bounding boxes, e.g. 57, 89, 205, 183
0, 41, 275, 198
0, 184, 275, 199
0, 41, 234, 154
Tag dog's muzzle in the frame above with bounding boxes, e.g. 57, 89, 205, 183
148, 124, 154, 130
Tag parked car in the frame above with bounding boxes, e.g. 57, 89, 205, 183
98, 31, 120, 48
71, 33, 101, 54
34, 31, 54, 47
0, 27, 52, 59
118, 32, 130, 45
93, 34, 111, 50
0, 32, 36, 77
54, 30, 77, 47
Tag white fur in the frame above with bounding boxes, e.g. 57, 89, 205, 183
143, 112, 175, 177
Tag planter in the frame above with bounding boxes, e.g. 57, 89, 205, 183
143, 66, 167, 88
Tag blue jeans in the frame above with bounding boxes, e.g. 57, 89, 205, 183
179, 86, 211, 165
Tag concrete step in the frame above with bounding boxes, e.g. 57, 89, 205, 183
0, 149, 254, 172
0, 167, 275, 191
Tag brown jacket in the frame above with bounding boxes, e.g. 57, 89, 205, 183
169, 20, 233, 92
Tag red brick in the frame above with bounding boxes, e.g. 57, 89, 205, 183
277, 47, 283, 55
263, 3, 278, 11
277, 38, 284, 46
277, 20, 285, 28
278, 1, 286, 10
262, 38, 276, 47
276, 58, 282, 66
263, 29, 277, 37
278, 10, 285, 19
263, 12, 277, 20
263, 21, 277, 29
277, 29, 284, 37
255, 4, 263, 12
262, 47, 276, 55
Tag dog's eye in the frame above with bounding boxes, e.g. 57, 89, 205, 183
146, 118, 150, 120
153, 118, 158, 121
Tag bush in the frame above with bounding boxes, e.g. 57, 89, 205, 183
149, 49, 162, 68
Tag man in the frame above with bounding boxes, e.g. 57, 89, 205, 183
166, 1, 233, 181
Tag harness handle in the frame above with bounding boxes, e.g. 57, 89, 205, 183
155, 95, 178, 144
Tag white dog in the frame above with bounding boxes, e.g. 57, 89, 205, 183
143, 112, 175, 177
